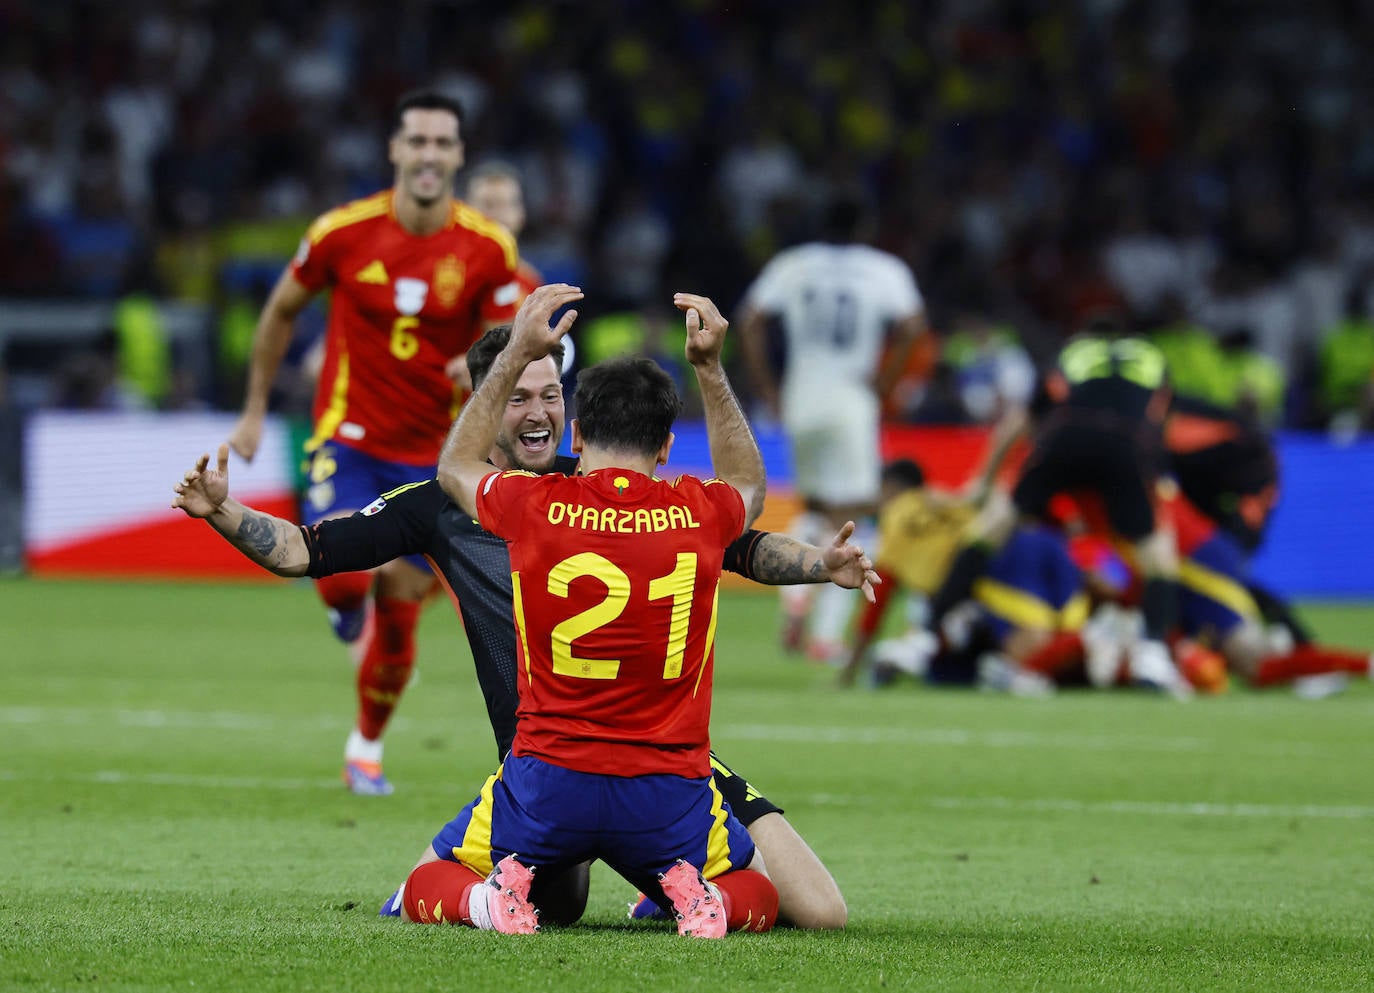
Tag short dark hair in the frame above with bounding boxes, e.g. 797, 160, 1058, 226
574, 357, 682, 456
467, 325, 566, 391
882, 458, 925, 491
391, 89, 465, 136
821, 192, 866, 243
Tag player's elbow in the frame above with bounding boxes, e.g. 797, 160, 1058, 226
737, 481, 766, 531
436, 464, 463, 503
436, 464, 478, 517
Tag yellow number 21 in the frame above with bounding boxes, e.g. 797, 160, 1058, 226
533, 551, 704, 680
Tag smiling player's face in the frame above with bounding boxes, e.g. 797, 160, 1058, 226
390, 108, 463, 207
493, 355, 565, 473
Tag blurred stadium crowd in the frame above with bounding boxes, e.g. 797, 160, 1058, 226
5, 0, 1374, 430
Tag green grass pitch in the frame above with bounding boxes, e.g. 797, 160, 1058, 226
3, 577, 1372, 992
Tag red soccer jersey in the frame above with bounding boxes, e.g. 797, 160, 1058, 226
476, 467, 746, 778
292, 191, 521, 464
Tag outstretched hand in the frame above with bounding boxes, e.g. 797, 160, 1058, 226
823, 520, 881, 603
171, 443, 231, 519
508, 283, 583, 363
675, 292, 729, 366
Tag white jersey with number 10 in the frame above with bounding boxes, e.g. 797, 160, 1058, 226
745, 242, 923, 392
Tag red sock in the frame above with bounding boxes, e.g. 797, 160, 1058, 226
1252, 643, 1371, 688
1020, 631, 1084, 676
714, 869, 778, 933
314, 571, 371, 613
855, 570, 897, 639
403, 860, 484, 925
355, 597, 423, 740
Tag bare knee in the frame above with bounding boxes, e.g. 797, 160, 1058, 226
747, 812, 847, 930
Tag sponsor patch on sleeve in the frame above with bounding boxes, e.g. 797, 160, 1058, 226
493, 281, 520, 307
361, 495, 387, 516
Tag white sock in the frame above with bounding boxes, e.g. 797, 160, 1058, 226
345, 728, 383, 764
466, 878, 495, 930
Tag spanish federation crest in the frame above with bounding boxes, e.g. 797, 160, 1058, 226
394, 277, 429, 316
434, 254, 465, 308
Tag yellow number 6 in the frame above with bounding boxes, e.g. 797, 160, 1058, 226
390, 317, 420, 360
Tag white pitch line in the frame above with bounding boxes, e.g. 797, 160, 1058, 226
714, 722, 1323, 756
0, 768, 340, 790
0, 706, 345, 732
0, 706, 1342, 756
924, 795, 1374, 820
3, 768, 1370, 821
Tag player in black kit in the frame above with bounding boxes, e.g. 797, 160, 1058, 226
922, 315, 1188, 695
174, 318, 872, 928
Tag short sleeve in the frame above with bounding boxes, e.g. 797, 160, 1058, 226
474, 469, 540, 541
699, 478, 747, 546
879, 254, 923, 319
476, 240, 522, 325
290, 213, 338, 293
744, 256, 787, 313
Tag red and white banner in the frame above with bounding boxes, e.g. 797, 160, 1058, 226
24, 412, 298, 580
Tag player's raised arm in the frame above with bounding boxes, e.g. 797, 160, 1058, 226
227, 269, 314, 461
437, 283, 581, 516
172, 443, 311, 576
676, 292, 765, 530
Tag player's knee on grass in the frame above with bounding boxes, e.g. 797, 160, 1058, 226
528, 860, 590, 926
745, 812, 847, 930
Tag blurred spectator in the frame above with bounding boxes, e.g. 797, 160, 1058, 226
5, 0, 1374, 428
1316, 279, 1374, 433
939, 310, 1036, 424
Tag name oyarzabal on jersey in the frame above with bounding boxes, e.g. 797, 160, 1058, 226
481, 471, 710, 535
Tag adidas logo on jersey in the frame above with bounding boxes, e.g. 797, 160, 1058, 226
356, 260, 389, 284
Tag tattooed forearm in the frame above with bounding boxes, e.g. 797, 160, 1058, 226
235, 511, 295, 570
750, 534, 827, 585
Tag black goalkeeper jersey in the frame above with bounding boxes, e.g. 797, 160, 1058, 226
299, 456, 765, 759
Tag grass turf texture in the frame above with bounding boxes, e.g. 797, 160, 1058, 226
3, 576, 1372, 992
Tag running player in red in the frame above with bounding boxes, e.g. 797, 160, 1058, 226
226, 90, 522, 795
399, 283, 778, 937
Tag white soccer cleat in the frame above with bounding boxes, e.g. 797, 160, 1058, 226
977, 652, 1056, 698
872, 630, 938, 679
1081, 604, 1138, 688
1128, 639, 1193, 700
1292, 673, 1350, 700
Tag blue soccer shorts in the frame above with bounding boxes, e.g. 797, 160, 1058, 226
1177, 532, 1259, 642
974, 526, 1088, 644
429, 753, 758, 896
